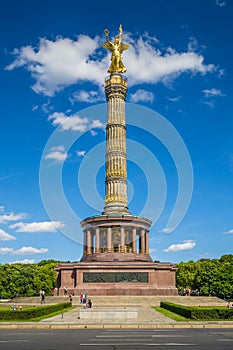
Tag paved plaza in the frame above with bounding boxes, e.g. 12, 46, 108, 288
1, 296, 233, 329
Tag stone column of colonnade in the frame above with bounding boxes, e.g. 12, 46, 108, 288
103, 74, 130, 215
83, 226, 149, 255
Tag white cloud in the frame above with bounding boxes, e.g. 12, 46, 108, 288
12, 246, 48, 255
0, 229, 16, 241
0, 206, 4, 212
124, 36, 216, 86
149, 248, 157, 253
216, 0, 226, 7
187, 36, 200, 52
0, 245, 48, 255
32, 105, 39, 111
161, 228, 172, 234
224, 229, 233, 234
76, 150, 86, 157
70, 89, 104, 104
0, 212, 27, 224
0, 174, 17, 181
6, 35, 105, 96
163, 240, 196, 252
6, 33, 217, 96
9, 221, 64, 233
202, 88, 224, 98
42, 101, 54, 114
167, 96, 180, 102
48, 112, 105, 133
48, 112, 89, 131
10, 259, 35, 264
90, 119, 105, 129
203, 101, 215, 108
44, 145, 68, 162
129, 89, 154, 103
90, 130, 97, 136
0, 247, 14, 254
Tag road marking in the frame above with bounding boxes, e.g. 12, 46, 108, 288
0, 332, 54, 335
165, 344, 196, 346
0, 340, 30, 343
105, 328, 177, 333
80, 343, 196, 346
96, 335, 153, 337
218, 339, 233, 341
89, 338, 150, 341
152, 335, 188, 337
94, 334, 189, 339
105, 329, 177, 332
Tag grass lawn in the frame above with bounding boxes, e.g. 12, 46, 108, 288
153, 306, 190, 322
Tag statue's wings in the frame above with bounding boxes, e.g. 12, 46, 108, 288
102, 42, 113, 50
120, 43, 130, 52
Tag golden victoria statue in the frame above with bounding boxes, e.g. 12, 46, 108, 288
102, 24, 130, 74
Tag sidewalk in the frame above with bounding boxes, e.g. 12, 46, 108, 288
1, 296, 233, 329
1, 305, 233, 329
40, 305, 177, 325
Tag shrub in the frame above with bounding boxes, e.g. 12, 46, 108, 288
160, 302, 192, 318
160, 302, 233, 320
0, 302, 71, 321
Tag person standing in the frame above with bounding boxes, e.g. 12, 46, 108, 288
83, 293, 86, 304
41, 290, 46, 304
69, 293, 73, 303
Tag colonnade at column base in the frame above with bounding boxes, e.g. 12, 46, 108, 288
80, 214, 152, 261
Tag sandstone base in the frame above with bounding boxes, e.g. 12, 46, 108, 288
55, 260, 177, 296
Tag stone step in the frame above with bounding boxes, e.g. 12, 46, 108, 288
11, 296, 69, 304
88, 296, 225, 307
9, 295, 225, 307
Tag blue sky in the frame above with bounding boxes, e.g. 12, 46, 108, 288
0, 0, 232, 264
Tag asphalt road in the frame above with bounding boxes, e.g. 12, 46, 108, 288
0, 328, 233, 349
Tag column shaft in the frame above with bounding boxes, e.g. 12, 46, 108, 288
107, 227, 112, 253
83, 231, 87, 255
145, 231, 149, 254
132, 228, 137, 253
103, 74, 129, 214
141, 229, 145, 254
121, 227, 125, 252
87, 230, 92, 254
96, 228, 100, 253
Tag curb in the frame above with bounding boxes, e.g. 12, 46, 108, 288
1, 323, 233, 329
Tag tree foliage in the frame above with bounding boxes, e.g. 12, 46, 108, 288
0, 260, 62, 298
0, 256, 232, 299
176, 255, 233, 299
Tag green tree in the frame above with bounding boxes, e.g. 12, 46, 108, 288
0, 260, 62, 299
176, 255, 233, 299
176, 260, 197, 292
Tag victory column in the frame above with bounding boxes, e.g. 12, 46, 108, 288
55, 26, 177, 296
